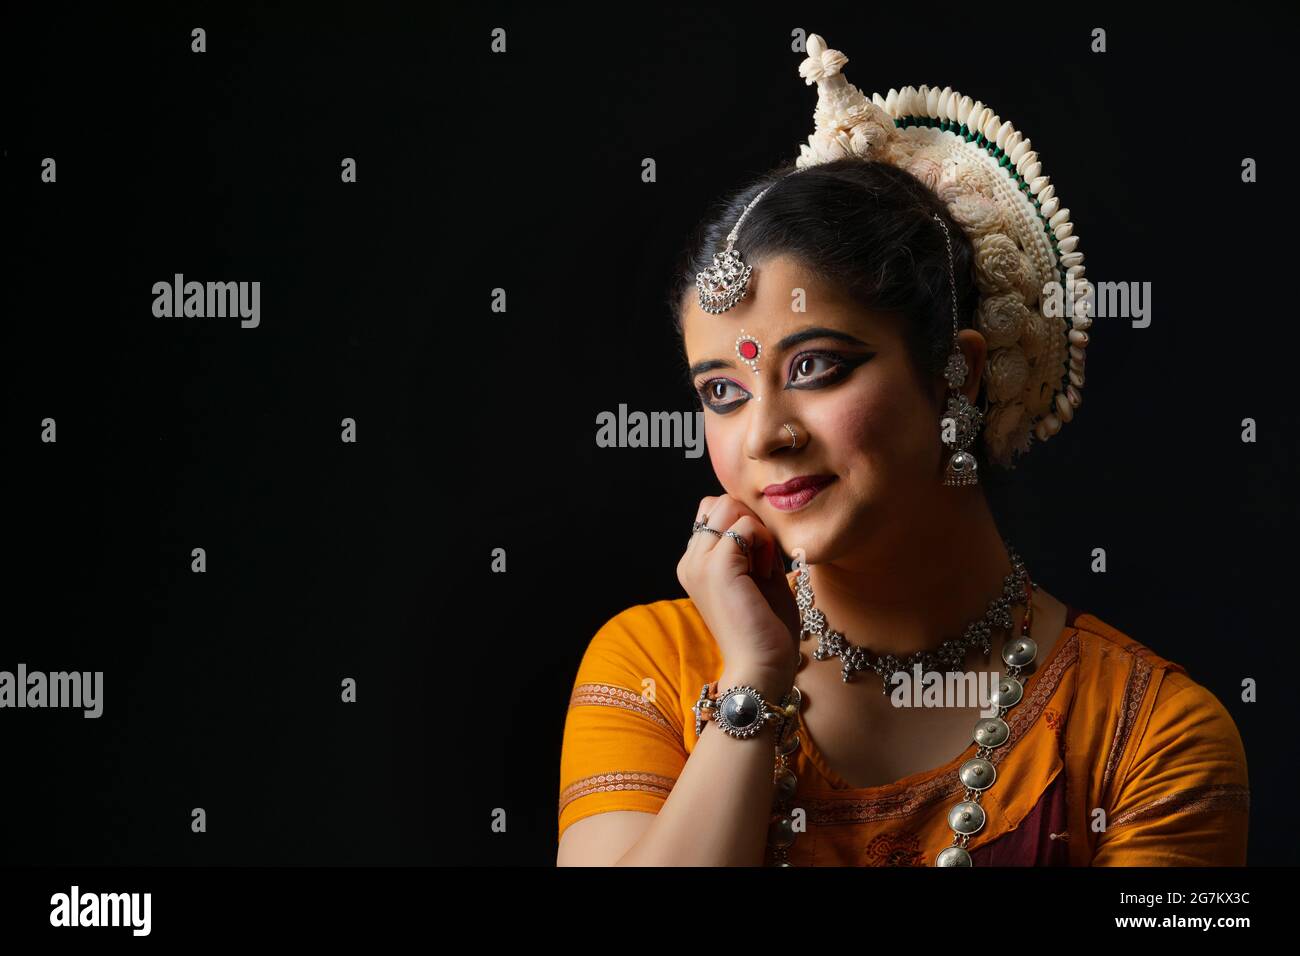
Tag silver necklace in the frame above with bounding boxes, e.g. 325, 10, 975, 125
794, 542, 1031, 693
767, 544, 1039, 866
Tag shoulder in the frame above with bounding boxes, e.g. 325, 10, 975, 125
1064, 609, 1248, 790
579, 598, 715, 667
571, 597, 725, 707
1065, 609, 1197, 708
1061, 612, 1250, 863
1068, 609, 1185, 674
1066, 608, 1233, 716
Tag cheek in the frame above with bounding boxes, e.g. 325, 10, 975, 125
813, 397, 874, 458
705, 416, 745, 488
807, 369, 936, 464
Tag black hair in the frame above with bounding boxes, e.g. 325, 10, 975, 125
666, 156, 997, 476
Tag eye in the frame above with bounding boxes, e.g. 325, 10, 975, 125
696, 377, 751, 413
789, 352, 845, 386
786, 350, 870, 389
792, 355, 835, 381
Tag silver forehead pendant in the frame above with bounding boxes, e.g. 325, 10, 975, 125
696, 247, 753, 314
695, 185, 773, 315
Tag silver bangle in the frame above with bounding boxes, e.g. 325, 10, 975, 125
693, 682, 788, 740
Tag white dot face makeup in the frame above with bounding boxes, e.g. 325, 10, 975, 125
736, 329, 763, 399
735, 329, 763, 374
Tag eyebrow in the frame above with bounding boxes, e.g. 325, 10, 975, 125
687, 327, 871, 379
687, 358, 733, 378
775, 327, 871, 351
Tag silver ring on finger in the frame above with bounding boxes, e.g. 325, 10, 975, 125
692, 519, 723, 538
722, 530, 750, 555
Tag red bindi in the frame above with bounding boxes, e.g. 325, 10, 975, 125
735, 330, 762, 374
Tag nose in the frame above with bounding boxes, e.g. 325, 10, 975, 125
743, 386, 800, 461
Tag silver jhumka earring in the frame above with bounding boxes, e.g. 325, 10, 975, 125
933, 212, 984, 487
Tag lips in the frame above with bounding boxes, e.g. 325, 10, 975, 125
762, 475, 836, 512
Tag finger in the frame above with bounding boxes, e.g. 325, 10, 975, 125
685, 496, 722, 559
724, 513, 777, 579
688, 494, 762, 565
687, 501, 739, 562
715, 493, 763, 526
697, 495, 748, 545
718, 514, 772, 575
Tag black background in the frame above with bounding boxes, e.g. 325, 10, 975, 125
3, 4, 1296, 868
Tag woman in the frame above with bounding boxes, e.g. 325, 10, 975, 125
556, 34, 1249, 866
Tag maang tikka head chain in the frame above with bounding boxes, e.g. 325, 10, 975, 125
695, 186, 769, 315
696, 169, 811, 316
932, 212, 985, 487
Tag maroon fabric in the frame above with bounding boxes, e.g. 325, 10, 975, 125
968, 771, 1070, 865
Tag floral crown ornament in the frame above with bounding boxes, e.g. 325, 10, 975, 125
787, 33, 1091, 467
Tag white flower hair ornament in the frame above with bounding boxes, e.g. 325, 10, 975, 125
698, 33, 1091, 472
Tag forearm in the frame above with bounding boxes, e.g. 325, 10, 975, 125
614, 664, 794, 866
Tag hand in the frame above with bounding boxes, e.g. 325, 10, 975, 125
676, 494, 802, 678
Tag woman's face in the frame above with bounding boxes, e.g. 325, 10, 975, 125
681, 254, 983, 565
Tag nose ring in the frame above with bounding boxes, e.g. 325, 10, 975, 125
783, 423, 798, 450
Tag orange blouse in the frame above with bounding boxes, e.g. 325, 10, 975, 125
558, 592, 1250, 865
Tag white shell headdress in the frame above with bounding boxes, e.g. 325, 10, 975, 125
793, 33, 1090, 467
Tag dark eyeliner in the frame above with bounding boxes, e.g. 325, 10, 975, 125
703, 398, 747, 414
696, 378, 751, 414
785, 350, 871, 389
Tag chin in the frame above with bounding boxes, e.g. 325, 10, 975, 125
772, 499, 878, 568
772, 518, 846, 568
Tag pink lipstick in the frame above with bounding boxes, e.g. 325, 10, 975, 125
762, 475, 836, 512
